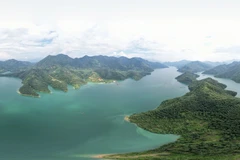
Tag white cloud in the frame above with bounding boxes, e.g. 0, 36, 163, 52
0, 0, 240, 62
215, 46, 240, 54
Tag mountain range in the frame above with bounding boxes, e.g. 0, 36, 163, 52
164, 60, 224, 69
2, 54, 240, 97
177, 61, 213, 73
0, 59, 33, 73
0, 54, 167, 97
203, 61, 240, 83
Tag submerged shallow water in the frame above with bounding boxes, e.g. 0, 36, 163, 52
0, 67, 189, 160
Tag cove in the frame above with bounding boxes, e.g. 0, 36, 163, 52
0, 67, 187, 160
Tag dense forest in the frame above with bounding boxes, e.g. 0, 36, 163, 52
104, 78, 240, 160
0, 59, 32, 73
175, 72, 199, 85
0, 54, 167, 97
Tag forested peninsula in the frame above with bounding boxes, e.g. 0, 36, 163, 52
104, 78, 240, 160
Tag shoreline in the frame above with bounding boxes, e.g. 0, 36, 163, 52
17, 90, 40, 98
91, 154, 112, 159
124, 115, 130, 122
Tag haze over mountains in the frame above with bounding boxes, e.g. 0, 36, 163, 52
177, 61, 213, 73
2, 53, 240, 98
0, 55, 229, 74
204, 61, 240, 83
0, 59, 33, 73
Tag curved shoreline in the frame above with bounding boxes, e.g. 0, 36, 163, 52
91, 154, 113, 159
124, 115, 130, 122
17, 90, 40, 98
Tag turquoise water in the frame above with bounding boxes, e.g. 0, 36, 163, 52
0, 67, 188, 160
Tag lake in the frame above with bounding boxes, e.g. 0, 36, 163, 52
0, 67, 192, 160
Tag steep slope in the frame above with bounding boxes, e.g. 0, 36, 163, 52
204, 61, 240, 83
178, 61, 212, 73
36, 54, 74, 68
0, 59, 33, 73
203, 64, 228, 75
36, 54, 167, 71
105, 78, 240, 160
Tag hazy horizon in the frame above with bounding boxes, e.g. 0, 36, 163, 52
0, 0, 239, 62
1, 53, 238, 63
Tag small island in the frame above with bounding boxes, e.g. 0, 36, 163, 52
175, 72, 199, 85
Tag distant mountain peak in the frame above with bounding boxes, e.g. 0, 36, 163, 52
35, 54, 167, 70
203, 61, 240, 83
1, 54, 168, 97
177, 61, 212, 73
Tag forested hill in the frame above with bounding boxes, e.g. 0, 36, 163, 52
36, 54, 167, 71
175, 72, 199, 85
0, 59, 33, 73
177, 61, 212, 73
105, 78, 240, 160
1, 54, 167, 97
203, 61, 240, 83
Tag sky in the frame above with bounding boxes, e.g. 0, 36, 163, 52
0, 0, 240, 62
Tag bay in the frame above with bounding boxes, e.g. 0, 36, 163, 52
0, 67, 188, 160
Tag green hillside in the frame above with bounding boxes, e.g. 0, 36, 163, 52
178, 61, 212, 73
204, 62, 240, 83
104, 78, 240, 160
175, 72, 199, 85
2, 54, 167, 97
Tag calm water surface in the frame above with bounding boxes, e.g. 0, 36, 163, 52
0, 67, 188, 160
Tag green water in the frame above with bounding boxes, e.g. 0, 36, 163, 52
0, 67, 188, 160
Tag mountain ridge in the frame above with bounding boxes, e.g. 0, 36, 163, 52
35, 54, 167, 71
177, 61, 213, 73
0, 59, 33, 73
204, 61, 240, 83
1, 54, 168, 97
